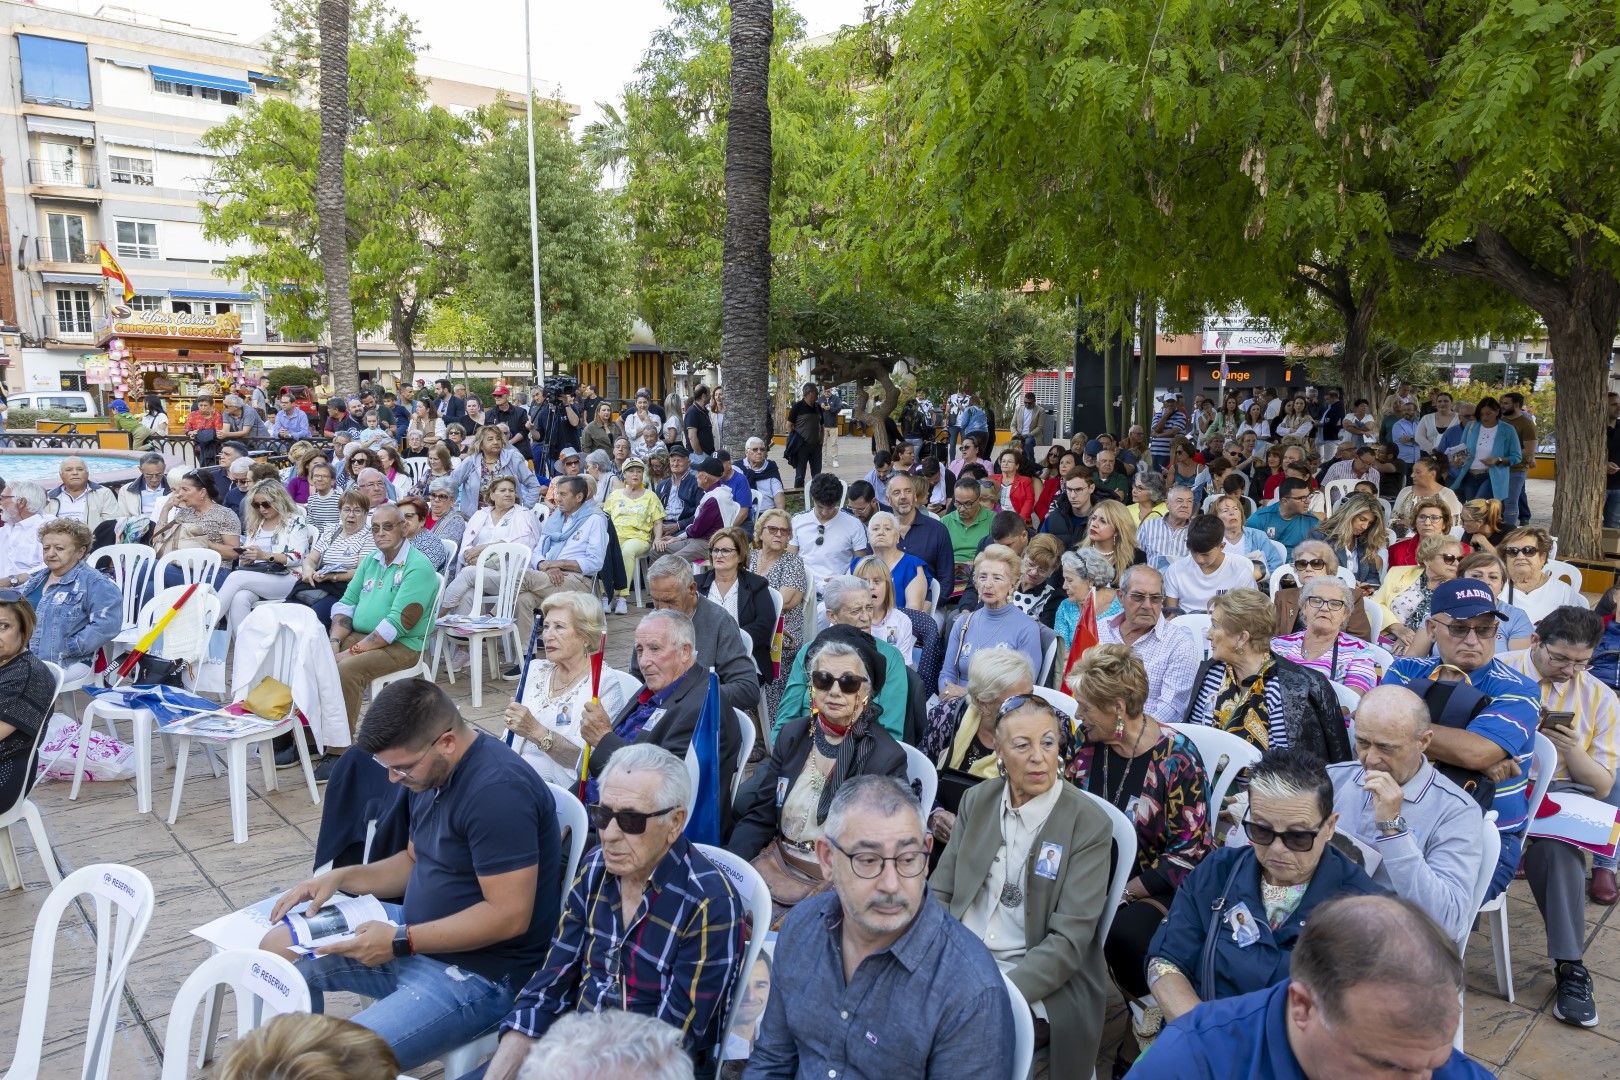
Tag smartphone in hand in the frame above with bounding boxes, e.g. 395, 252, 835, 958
1539, 709, 1576, 733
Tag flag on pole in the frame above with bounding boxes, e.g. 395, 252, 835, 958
98, 242, 134, 303
684, 669, 723, 845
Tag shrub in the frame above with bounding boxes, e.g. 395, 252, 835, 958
265, 366, 319, 394
6, 407, 74, 428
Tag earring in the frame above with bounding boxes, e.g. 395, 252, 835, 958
995, 757, 1007, 779
1113, 711, 1126, 741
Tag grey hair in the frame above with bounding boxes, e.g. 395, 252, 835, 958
586, 449, 615, 473
1299, 572, 1354, 608
805, 638, 872, 684
1064, 546, 1117, 587
223, 393, 244, 408
1117, 563, 1163, 596
640, 608, 696, 651
1134, 471, 1166, 500
965, 646, 1034, 707
822, 774, 923, 841
138, 451, 166, 469
1290, 896, 1462, 1033
7, 480, 46, 514
356, 467, 385, 485
519, 1012, 694, 1080
427, 477, 455, 497
646, 554, 695, 590
822, 574, 870, 618
599, 744, 692, 821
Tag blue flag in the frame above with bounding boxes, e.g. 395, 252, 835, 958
685, 669, 723, 845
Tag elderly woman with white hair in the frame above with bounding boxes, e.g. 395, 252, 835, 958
0, 481, 51, 587
920, 647, 1037, 843
424, 476, 467, 551
503, 591, 631, 787
585, 449, 620, 504
1053, 545, 1118, 680
1270, 574, 1378, 696
859, 510, 929, 611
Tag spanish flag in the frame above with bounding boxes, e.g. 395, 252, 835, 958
98, 241, 134, 303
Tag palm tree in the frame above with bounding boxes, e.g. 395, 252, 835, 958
317, 0, 359, 394
719, 0, 772, 455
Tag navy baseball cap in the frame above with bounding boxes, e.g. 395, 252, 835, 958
1429, 579, 1505, 621
1083, 439, 1104, 456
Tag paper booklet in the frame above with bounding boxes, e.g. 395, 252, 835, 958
160, 710, 281, 739
1529, 791, 1620, 858
282, 894, 394, 955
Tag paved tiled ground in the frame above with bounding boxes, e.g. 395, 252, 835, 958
0, 442, 1601, 1077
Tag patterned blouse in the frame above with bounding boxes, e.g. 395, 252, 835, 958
1194, 657, 1282, 752
751, 550, 809, 653
1064, 726, 1214, 896
1269, 631, 1376, 695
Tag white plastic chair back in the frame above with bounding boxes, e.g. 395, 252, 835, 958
1037, 626, 1058, 688
926, 576, 941, 614
101, 543, 157, 627
470, 542, 533, 624
402, 457, 432, 486
1167, 722, 1262, 825
1549, 535, 1560, 560
0, 663, 65, 891
1004, 970, 1036, 1080
1527, 732, 1558, 827
1363, 600, 1388, 641
1455, 810, 1501, 1052
1545, 559, 1583, 595
546, 782, 589, 910
5, 864, 154, 1080
155, 547, 222, 588
1170, 613, 1213, 659
683, 749, 701, 818
1331, 682, 1361, 715
1267, 564, 1295, 595
902, 742, 938, 812
159, 949, 310, 1079
136, 583, 221, 671
1322, 477, 1360, 513
693, 843, 774, 1080
732, 709, 756, 803
1028, 686, 1078, 735
736, 620, 753, 660
1449, 524, 1465, 540
1074, 787, 1136, 942
1334, 567, 1359, 592
1361, 640, 1395, 675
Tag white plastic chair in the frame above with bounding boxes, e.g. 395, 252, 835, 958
1363, 600, 1388, 642
1546, 559, 1583, 594
1479, 732, 1557, 1002
169, 622, 321, 844
430, 541, 532, 708
160, 948, 310, 1076
547, 781, 588, 909
1360, 639, 1395, 675
1267, 563, 1295, 595
1456, 811, 1500, 1052
1322, 477, 1360, 513
1003, 971, 1036, 1080
368, 575, 447, 698
902, 742, 938, 812
1170, 612, 1214, 659
3, 864, 154, 1080
732, 709, 757, 803
0, 661, 65, 891
1028, 686, 1079, 734
926, 576, 941, 615
401, 457, 432, 486
1037, 628, 1059, 689
154, 547, 222, 589
100, 542, 157, 631
70, 584, 222, 814
695, 843, 774, 1079
1074, 787, 1136, 942
1331, 682, 1361, 715
1168, 722, 1263, 826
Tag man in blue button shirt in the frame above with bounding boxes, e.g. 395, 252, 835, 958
745, 775, 1013, 1079
1127, 894, 1491, 1078
1245, 476, 1321, 558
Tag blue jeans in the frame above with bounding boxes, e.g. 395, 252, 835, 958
295, 904, 517, 1070
1456, 472, 1492, 502
1605, 488, 1620, 530
1504, 471, 1527, 527
1484, 829, 1525, 905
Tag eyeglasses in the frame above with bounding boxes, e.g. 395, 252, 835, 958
811, 669, 868, 694
1434, 553, 1462, 565
251, 500, 273, 510
374, 733, 448, 779
370, 522, 402, 532
586, 803, 678, 835
1243, 817, 1327, 853
1292, 558, 1327, 571
710, 546, 737, 557
1302, 596, 1346, 612
1538, 646, 1593, 670
824, 836, 929, 879
763, 525, 790, 536
1501, 545, 1541, 558
1415, 514, 1446, 525
1124, 591, 1165, 606
1433, 619, 1496, 641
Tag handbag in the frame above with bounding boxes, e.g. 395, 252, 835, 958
750, 839, 830, 929
244, 676, 293, 721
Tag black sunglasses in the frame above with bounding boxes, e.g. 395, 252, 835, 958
811, 670, 867, 694
586, 803, 678, 835
1243, 817, 1327, 853
251, 500, 273, 510
815, 523, 826, 546
1292, 558, 1327, 571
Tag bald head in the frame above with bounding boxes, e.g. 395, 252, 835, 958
1352, 685, 1432, 783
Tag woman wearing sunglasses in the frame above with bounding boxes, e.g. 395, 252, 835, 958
215, 480, 318, 634
750, 508, 808, 717
1270, 540, 1374, 643
1374, 534, 1466, 654
1059, 647, 1213, 1051
1145, 747, 1379, 1024
727, 636, 906, 922
1500, 525, 1589, 624
931, 691, 1119, 1072
423, 478, 466, 551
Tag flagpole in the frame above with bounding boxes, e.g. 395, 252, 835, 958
523, 0, 546, 385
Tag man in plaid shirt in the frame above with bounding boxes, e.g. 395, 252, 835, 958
482, 744, 747, 1079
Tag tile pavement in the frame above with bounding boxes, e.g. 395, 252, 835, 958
0, 440, 1600, 1077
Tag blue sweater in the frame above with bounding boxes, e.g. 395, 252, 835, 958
939, 602, 1043, 693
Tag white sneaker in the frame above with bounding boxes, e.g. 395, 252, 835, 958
613, 598, 628, 615
601, 597, 611, 613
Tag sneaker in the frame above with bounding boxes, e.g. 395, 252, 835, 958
1554, 960, 1599, 1027
312, 755, 338, 786
500, 664, 522, 680
601, 597, 612, 613
613, 598, 628, 615
274, 743, 303, 770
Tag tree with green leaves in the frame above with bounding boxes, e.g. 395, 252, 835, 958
201, 0, 472, 386
460, 103, 634, 371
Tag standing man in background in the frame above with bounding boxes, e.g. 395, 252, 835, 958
1500, 391, 1537, 526
819, 384, 844, 469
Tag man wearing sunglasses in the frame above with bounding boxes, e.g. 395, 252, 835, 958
1497, 606, 1620, 1026
263, 680, 562, 1073
484, 744, 746, 1079
1244, 476, 1320, 558
748, 774, 1014, 1077
1381, 578, 1539, 909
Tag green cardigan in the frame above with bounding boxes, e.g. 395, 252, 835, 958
335, 545, 439, 651
773, 634, 907, 742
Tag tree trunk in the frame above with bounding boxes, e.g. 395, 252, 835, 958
391, 296, 417, 387
718, 0, 773, 457
1338, 289, 1382, 409
1544, 285, 1620, 559
317, 0, 359, 396
1137, 301, 1157, 433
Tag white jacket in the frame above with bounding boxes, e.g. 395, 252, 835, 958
231, 604, 351, 751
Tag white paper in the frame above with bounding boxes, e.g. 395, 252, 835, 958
283, 894, 392, 954
191, 893, 282, 952
1528, 791, 1620, 856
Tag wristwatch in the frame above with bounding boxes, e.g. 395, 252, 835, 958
539, 728, 556, 753
1376, 815, 1408, 836
392, 923, 413, 958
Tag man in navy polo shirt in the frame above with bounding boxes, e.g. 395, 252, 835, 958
262, 680, 562, 1072
1128, 895, 1491, 1078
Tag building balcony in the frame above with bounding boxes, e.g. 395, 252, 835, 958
27, 158, 104, 199
33, 237, 99, 268
43, 316, 98, 343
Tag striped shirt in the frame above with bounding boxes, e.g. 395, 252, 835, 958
1498, 649, 1620, 784
1136, 516, 1190, 569
1270, 631, 1377, 695
1149, 407, 1188, 459
304, 490, 342, 534
1381, 656, 1540, 831
501, 837, 746, 1057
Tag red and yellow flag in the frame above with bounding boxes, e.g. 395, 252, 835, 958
97, 241, 134, 303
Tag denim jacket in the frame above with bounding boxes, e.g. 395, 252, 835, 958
24, 560, 123, 668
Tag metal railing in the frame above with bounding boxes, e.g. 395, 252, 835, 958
42, 316, 97, 341
27, 158, 100, 188
33, 237, 96, 264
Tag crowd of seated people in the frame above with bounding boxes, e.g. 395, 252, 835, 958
17, 380, 1611, 1079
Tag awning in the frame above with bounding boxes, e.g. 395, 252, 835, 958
147, 65, 253, 96
40, 272, 103, 285
247, 71, 288, 88
169, 288, 255, 302
24, 115, 94, 139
